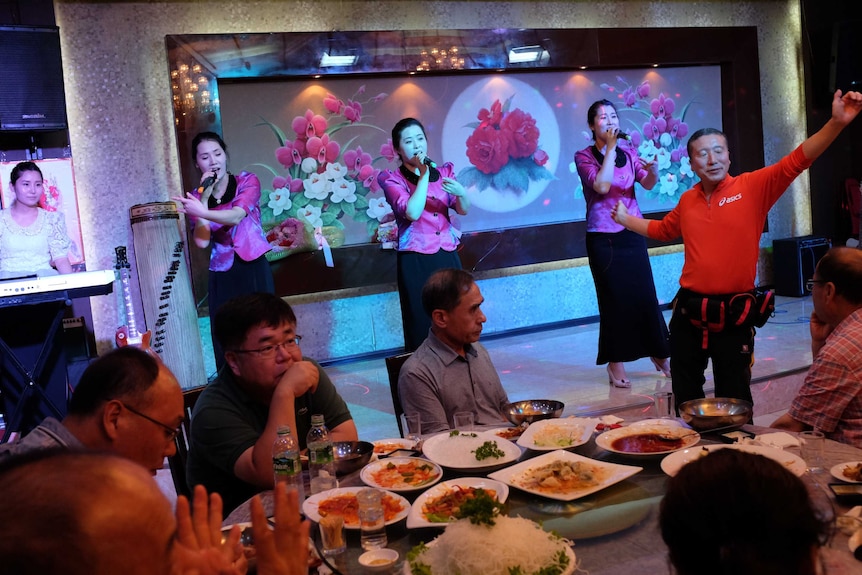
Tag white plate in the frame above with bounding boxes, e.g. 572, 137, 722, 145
517, 417, 599, 451
360, 457, 443, 492
660, 444, 807, 477
830, 461, 862, 483
301, 486, 410, 529
372, 438, 415, 455
403, 529, 576, 575
595, 420, 700, 456
406, 477, 510, 528
488, 449, 642, 501
422, 430, 522, 472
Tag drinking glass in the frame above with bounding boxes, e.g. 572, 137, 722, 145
652, 391, 674, 419
453, 411, 475, 431
799, 430, 825, 472
357, 488, 387, 550
405, 413, 421, 448
318, 514, 346, 556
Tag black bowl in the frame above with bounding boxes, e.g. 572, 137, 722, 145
332, 440, 374, 476
503, 399, 565, 426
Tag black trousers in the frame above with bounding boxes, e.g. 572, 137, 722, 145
669, 300, 755, 410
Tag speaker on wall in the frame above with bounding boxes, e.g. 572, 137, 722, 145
773, 236, 832, 297
0, 25, 68, 131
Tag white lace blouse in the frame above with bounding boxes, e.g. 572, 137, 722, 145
0, 208, 72, 274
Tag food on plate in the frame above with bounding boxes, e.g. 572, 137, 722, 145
317, 492, 405, 527
495, 427, 524, 439
370, 459, 439, 488
373, 442, 406, 454
514, 459, 607, 495
610, 433, 684, 453
421, 486, 499, 523
531, 422, 584, 448
472, 440, 506, 460
595, 422, 623, 431
843, 463, 862, 482
406, 515, 572, 575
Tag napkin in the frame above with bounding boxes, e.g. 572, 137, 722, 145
752, 432, 800, 449
600, 415, 624, 425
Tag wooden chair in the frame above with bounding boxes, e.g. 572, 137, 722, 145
384, 352, 412, 438
168, 385, 205, 499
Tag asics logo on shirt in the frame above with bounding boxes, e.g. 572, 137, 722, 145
718, 193, 743, 207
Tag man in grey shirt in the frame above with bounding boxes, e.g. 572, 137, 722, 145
398, 268, 510, 433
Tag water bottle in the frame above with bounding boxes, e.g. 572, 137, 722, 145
306, 414, 337, 495
272, 425, 304, 501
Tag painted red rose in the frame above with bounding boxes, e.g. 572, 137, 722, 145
533, 149, 549, 166
478, 99, 503, 128
465, 126, 509, 174
501, 108, 539, 158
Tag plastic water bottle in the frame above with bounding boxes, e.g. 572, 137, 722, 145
272, 425, 304, 501
306, 414, 337, 494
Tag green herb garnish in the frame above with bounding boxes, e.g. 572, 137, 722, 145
473, 440, 505, 460
454, 488, 502, 525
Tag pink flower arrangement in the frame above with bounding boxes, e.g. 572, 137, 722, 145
458, 96, 553, 194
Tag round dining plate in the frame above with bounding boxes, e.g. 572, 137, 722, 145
595, 420, 700, 457
360, 457, 443, 492
372, 438, 415, 455
406, 477, 509, 528
660, 443, 807, 477
422, 430, 521, 472
302, 486, 410, 529
517, 417, 600, 451
830, 461, 862, 483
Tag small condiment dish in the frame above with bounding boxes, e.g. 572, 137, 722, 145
358, 548, 399, 571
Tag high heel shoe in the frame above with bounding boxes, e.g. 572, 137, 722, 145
607, 364, 631, 388
650, 357, 671, 378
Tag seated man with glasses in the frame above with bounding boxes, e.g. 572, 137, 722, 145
0, 346, 184, 476
187, 292, 357, 515
771, 247, 862, 447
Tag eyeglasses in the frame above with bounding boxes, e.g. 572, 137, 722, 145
806, 278, 827, 292
120, 401, 181, 441
232, 335, 302, 358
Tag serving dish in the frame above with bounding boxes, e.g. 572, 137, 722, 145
660, 443, 807, 477
517, 417, 599, 451
488, 449, 642, 501
406, 477, 509, 528
678, 397, 752, 432
372, 438, 416, 455
301, 486, 410, 529
503, 399, 565, 426
830, 461, 862, 484
422, 430, 521, 472
359, 457, 443, 492
595, 419, 700, 456
332, 440, 374, 475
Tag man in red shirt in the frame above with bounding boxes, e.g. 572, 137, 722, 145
612, 90, 862, 409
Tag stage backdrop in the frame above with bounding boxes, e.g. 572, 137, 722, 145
220, 65, 722, 255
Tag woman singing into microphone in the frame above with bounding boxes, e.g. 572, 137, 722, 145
574, 100, 670, 388
173, 131, 273, 370
378, 118, 470, 351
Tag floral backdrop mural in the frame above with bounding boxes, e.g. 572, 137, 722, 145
219, 66, 721, 248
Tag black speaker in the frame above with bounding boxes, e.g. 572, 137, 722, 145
0, 25, 67, 131
830, 20, 862, 93
773, 236, 831, 297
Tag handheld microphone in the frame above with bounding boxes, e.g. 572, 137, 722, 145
616, 130, 632, 141
196, 174, 217, 194
423, 156, 437, 169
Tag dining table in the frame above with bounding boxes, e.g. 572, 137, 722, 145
223, 422, 862, 575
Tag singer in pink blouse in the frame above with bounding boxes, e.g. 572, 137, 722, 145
378, 118, 470, 351
173, 131, 273, 371
575, 100, 669, 388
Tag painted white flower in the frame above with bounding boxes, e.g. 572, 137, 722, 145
638, 139, 659, 160
297, 205, 323, 228
267, 188, 292, 216
659, 132, 673, 148
655, 147, 672, 171
366, 196, 393, 220
569, 161, 577, 174
300, 157, 318, 174
329, 178, 357, 203
324, 161, 348, 181
303, 172, 330, 200
660, 173, 678, 196
679, 156, 694, 179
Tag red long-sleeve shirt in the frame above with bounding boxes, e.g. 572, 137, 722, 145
647, 145, 813, 294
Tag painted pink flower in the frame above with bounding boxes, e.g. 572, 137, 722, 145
650, 93, 675, 118
533, 149, 549, 166
465, 126, 509, 174
356, 85, 366, 95
275, 140, 306, 168
358, 164, 381, 192
667, 117, 689, 139
292, 109, 327, 139
501, 108, 539, 158
630, 130, 643, 147
343, 146, 372, 174
622, 88, 637, 107
637, 81, 650, 99
642, 116, 668, 142
371, 92, 388, 103
306, 133, 340, 165
344, 99, 362, 123
323, 93, 344, 114
478, 99, 503, 128
272, 175, 303, 193
380, 139, 397, 162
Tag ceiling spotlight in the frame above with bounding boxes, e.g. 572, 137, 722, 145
508, 45, 546, 64
320, 52, 357, 67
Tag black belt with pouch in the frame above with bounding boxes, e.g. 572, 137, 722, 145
676, 288, 775, 349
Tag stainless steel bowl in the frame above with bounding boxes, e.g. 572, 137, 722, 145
332, 440, 374, 476
678, 397, 753, 432
503, 399, 565, 426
